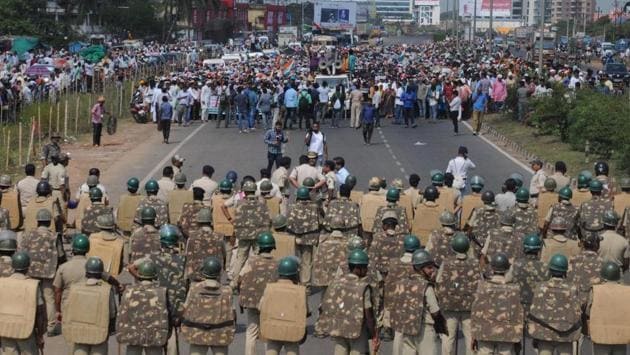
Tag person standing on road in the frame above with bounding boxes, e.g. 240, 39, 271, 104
158, 96, 173, 144
446, 146, 475, 195
359, 97, 376, 145
283, 84, 298, 130
264, 121, 289, 173
349, 85, 363, 128
402, 86, 417, 128
471, 86, 488, 136
258, 88, 273, 130
235, 87, 250, 133
372, 85, 382, 127
449, 88, 462, 135
316, 81, 330, 122
516, 80, 529, 123
305, 122, 327, 166
91, 96, 107, 147
330, 85, 345, 128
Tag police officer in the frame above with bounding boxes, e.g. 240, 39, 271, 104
41, 152, 67, 212
312, 215, 350, 291
460, 175, 485, 229
598, 210, 629, 270
465, 190, 500, 253
432, 172, 458, 214
81, 187, 113, 235
593, 161, 611, 197
185, 208, 226, 281
528, 253, 582, 355
426, 211, 458, 266
54, 234, 91, 322
129, 207, 161, 263
510, 187, 538, 236
287, 186, 321, 290
360, 177, 388, 243
543, 186, 579, 239
23, 181, 63, 233
0, 230, 17, 276
88, 214, 125, 275
578, 180, 613, 231
180, 187, 206, 240
391, 179, 414, 227
0, 252, 47, 354
324, 183, 361, 237
541, 217, 580, 263
512, 234, 550, 311
613, 176, 630, 217
345, 175, 364, 205
117, 259, 170, 355
135, 179, 169, 227
41, 131, 62, 166
572, 173, 592, 207
413, 186, 443, 245
116, 177, 143, 251
372, 188, 410, 234
181, 257, 235, 355
0, 174, 23, 230
568, 223, 604, 306
537, 178, 559, 230
481, 212, 520, 269
436, 233, 481, 355
271, 214, 295, 260
260, 180, 282, 219
369, 211, 405, 279
168, 173, 193, 225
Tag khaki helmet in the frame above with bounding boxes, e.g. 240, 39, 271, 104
391, 178, 404, 190
439, 211, 457, 226
543, 178, 557, 192
347, 236, 366, 251
0, 174, 12, 187
242, 181, 257, 193
329, 215, 346, 230
549, 216, 567, 231
196, 208, 212, 224
260, 180, 273, 193
174, 173, 187, 185
368, 177, 381, 190
36, 209, 52, 222
96, 214, 115, 230
272, 214, 287, 229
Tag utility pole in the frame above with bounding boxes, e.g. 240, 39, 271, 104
456, 0, 460, 50
473, 0, 477, 42
488, 0, 494, 43
538, 0, 545, 73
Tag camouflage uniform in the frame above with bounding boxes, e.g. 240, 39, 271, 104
384, 252, 413, 354
312, 231, 348, 287
578, 196, 613, 230
467, 205, 500, 254
323, 197, 361, 237
185, 226, 226, 281
568, 250, 603, 306
0, 255, 12, 277
129, 225, 161, 264
0, 207, 9, 230
527, 277, 581, 355
181, 279, 235, 355
80, 202, 113, 235
511, 254, 550, 311
436, 253, 482, 355
510, 203, 539, 236
623, 207, 630, 238
368, 230, 405, 275
482, 226, 523, 263
372, 203, 410, 234
135, 196, 169, 227
540, 234, 580, 264
426, 227, 456, 266
20, 226, 59, 333
178, 200, 204, 239
287, 200, 321, 286
231, 197, 271, 284
546, 201, 579, 239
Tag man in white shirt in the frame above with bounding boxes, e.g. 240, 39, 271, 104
445, 146, 476, 193
157, 166, 176, 202
529, 159, 547, 197
190, 165, 219, 203
200, 81, 213, 122
395, 84, 404, 124
316, 81, 330, 122
17, 163, 39, 212
305, 122, 327, 166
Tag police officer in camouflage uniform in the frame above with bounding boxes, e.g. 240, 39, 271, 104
323, 183, 361, 237
527, 253, 582, 355
578, 180, 613, 233
129, 207, 161, 263
180, 187, 206, 240
185, 208, 226, 281
543, 186, 579, 239
572, 173, 592, 207
312, 215, 351, 294
287, 186, 321, 290
460, 176, 485, 229
541, 217, 580, 264
135, 179, 169, 228
465, 190, 500, 254
511, 234, 550, 312
181, 257, 235, 355
594, 161, 612, 197
0, 196, 10, 230
81, 187, 114, 235
372, 188, 410, 234
510, 187, 538, 236
41, 131, 62, 166
0, 230, 17, 276
436, 233, 481, 355
426, 211, 458, 266
481, 212, 521, 269
568, 223, 604, 307
24, 181, 63, 233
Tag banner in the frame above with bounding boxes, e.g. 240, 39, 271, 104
208, 96, 220, 115
480, 0, 511, 17
313, 1, 357, 30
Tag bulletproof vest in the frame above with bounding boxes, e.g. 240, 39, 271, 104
461, 194, 483, 229
472, 207, 500, 246
62, 282, 111, 344
22, 228, 58, 279
436, 256, 481, 312
568, 252, 603, 305
548, 202, 579, 238
613, 193, 629, 217
116, 283, 169, 347
24, 197, 54, 232
129, 226, 160, 264
537, 192, 559, 229
312, 234, 347, 287
185, 228, 225, 281
239, 255, 278, 309
471, 279, 524, 343
117, 194, 143, 233
324, 198, 360, 231
136, 197, 169, 227
350, 190, 364, 205
0, 256, 12, 277
211, 195, 233, 237
260, 282, 307, 342
427, 230, 454, 266
0, 189, 22, 230
168, 190, 193, 226
436, 187, 456, 214
384, 258, 412, 311
360, 193, 387, 232
81, 204, 114, 235
265, 196, 281, 220
572, 190, 591, 208
372, 205, 410, 234
579, 197, 613, 228
180, 282, 235, 347
182, 201, 205, 238
315, 273, 369, 339
0, 277, 39, 339
412, 203, 442, 245
287, 201, 320, 235
234, 197, 270, 241
398, 194, 414, 227
589, 283, 630, 344
154, 252, 186, 318
87, 233, 124, 276
270, 231, 296, 260
75, 193, 92, 232
512, 205, 539, 236
527, 279, 581, 342
511, 257, 550, 309
484, 228, 523, 262
390, 274, 428, 336
368, 231, 405, 274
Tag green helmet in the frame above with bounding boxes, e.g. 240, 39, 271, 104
137, 259, 158, 280
515, 187, 530, 203
509, 173, 524, 188
589, 180, 603, 193
577, 174, 591, 188
257, 231, 276, 249
11, 251, 30, 272
72, 234, 90, 253
127, 177, 140, 191
96, 214, 115, 230
490, 252, 510, 272
159, 224, 179, 246
423, 186, 439, 201
544, 178, 557, 192
0, 230, 17, 252
278, 256, 299, 277
403, 235, 421, 252
260, 180, 273, 193
439, 211, 457, 226
85, 257, 104, 275
242, 181, 257, 193
0, 174, 11, 187
145, 179, 159, 194
451, 232, 470, 254
302, 177, 316, 189
411, 249, 434, 267
345, 175, 357, 188
347, 236, 366, 251
272, 214, 287, 229
481, 191, 495, 204
219, 179, 233, 192
620, 177, 630, 189
602, 210, 620, 227
600, 261, 621, 281
196, 208, 212, 224
431, 172, 445, 186
174, 173, 187, 185
548, 253, 569, 273
140, 207, 156, 222
296, 186, 310, 200
470, 175, 485, 190
499, 212, 516, 226
386, 188, 400, 202
87, 175, 99, 187
348, 249, 369, 265
89, 187, 103, 201
558, 186, 573, 200
201, 257, 222, 279
523, 233, 543, 252
36, 208, 52, 222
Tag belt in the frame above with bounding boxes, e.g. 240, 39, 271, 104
52, 188, 61, 191
530, 193, 539, 198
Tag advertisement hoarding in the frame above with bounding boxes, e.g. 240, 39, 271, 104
314, 1, 357, 30
459, 0, 511, 17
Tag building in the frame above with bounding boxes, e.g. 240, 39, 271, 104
415, 0, 440, 25
374, 0, 414, 20
525, 0, 552, 25
525, 0, 594, 25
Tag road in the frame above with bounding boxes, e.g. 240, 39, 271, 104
46, 115, 616, 355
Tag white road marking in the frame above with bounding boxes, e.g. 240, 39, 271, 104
413, 141, 427, 146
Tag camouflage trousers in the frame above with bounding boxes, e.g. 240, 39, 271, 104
126, 345, 163, 355
592, 344, 626, 355
265, 340, 299, 355
401, 324, 439, 355
536, 340, 572, 355
442, 311, 473, 355
190, 345, 228, 355
245, 308, 260, 355
477, 341, 515, 355
71, 342, 108, 355
0, 336, 38, 355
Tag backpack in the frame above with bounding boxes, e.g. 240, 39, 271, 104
299, 93, 310, 111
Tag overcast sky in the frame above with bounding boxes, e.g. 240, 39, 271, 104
439, 0, 624, 13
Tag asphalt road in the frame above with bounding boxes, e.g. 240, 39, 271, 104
44, 115, 619, 354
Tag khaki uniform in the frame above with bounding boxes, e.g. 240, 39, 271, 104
549, 172, 570, 190
436, 186, 459, 214
264, 195, 282, 220
260, 279, 307, 355
116, 193, 143, 233
289, 164, 324, 187
460, 193, 483, 229
53, 255, 89, 311
23, 196, 61, 233
88, 231, 125, 276
167, 188, 193, 225
156, 177, 176, 203
572, 189, 591, 208
287, 200, 321, 286
587, 281, 630, 355
537, 191, 559, 229
598, 230, 630, 267
0, 187, 22, 230
41, 162, 66, 209
403, 187, 422, 209
613, 192, 630, 217
360, 191, 387, 234
17, 176, 39, 214
413, 201, 442, 245
541, 234, 580, 264
400, 283, 441, 355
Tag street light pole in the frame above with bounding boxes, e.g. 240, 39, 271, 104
473, 0, 477, 41
538, 0, 545, 73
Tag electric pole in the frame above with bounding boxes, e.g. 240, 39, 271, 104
473, 0, 477, 41
538, 0, 545, 74
489, 0, 494, 43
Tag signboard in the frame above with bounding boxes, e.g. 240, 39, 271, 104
459, 0, 510, 17
208, 96, 220, 115
415, 0, 438, 5
314, 1, 357, 30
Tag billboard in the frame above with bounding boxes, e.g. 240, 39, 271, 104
314, 1, 357, 30
459, 0, 510, 17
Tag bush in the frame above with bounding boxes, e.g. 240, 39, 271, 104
528, 84, 574, 140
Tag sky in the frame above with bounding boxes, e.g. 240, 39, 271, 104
439, 0, 624, 13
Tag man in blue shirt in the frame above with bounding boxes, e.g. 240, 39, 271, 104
359, 97, 376, 145
234, 87, 250, 133
283, 84, 298, 129
246, 85, 258, 130
471, 86, 488, 136
263, 121, 289, 172
402, 87, 417, 128
158, 96, 173, 144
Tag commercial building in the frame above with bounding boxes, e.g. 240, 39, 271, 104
415, 0, 441, 25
